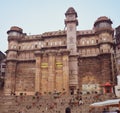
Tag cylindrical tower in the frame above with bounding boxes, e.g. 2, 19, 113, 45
94, 16, 115, 85
94, 16, 114, 54
4, 26, 23, 95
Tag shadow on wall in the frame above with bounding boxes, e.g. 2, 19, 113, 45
0, 78, 4, 89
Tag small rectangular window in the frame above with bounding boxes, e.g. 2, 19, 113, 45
35, 45, 37, 48
19, 46, 21, 50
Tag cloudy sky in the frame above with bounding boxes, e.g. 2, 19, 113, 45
0, 0, 120, 53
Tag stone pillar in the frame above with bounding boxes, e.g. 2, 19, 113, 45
41, 53, 48, 94
62, 50, 70, 94
48, 50, 56, 93
4, 61, 17, 95
56, 52, 63, 92
35, 51, 42, 94
69, 54, 79, 94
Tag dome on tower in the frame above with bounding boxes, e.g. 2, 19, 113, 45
65, 7, 77, 17
7, 26, 23, 34
94, 16, 112, 26
93, 16, 113, 33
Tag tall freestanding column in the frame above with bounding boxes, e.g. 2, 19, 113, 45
65, 7, 79, 93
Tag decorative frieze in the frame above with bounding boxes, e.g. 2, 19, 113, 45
41, 63, 48, 68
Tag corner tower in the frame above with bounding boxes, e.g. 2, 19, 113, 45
94, 16, 115, 85
4, 26, 23, 95
94, 16, 114, 54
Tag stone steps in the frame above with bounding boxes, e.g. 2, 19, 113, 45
0, 93, 116, 113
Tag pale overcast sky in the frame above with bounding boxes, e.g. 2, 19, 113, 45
0, 0, 120, 53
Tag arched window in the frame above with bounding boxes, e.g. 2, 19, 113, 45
86, 40, 89, 45
39, 42, 41, 45
96, 40, 98, 43
35, 44, 37, 48
19, 46, 21, 50
102, 37, 107, 41
31, 45, 34, 49
59, 41, 62, 45
46, 42, 48, 46
55, 42, 57, 46
91, 39, 94, 44
82, 40, 85, 45
51, 42, 53, 46
22, 45, 24, 49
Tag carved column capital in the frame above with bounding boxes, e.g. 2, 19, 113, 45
60, 49, 70, 55
47, 50, 57, 56
34, 51, 43, 56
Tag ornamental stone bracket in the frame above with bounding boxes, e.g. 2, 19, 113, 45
69, 52, 79, 58
34, 51, 43, 56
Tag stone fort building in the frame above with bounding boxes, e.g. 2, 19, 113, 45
4, 7, 116, 95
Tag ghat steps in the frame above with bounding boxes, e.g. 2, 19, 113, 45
0, 93, 116, 113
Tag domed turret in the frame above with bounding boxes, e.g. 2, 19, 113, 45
7, 26, 23, 37
7, 26, 23, 34
6, 26, 23, 61
94, 16, 112, 26
94, 16, 113, 33
65, 7, 77, 17
64, 7, 78, 26
94, 16, 114, 54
